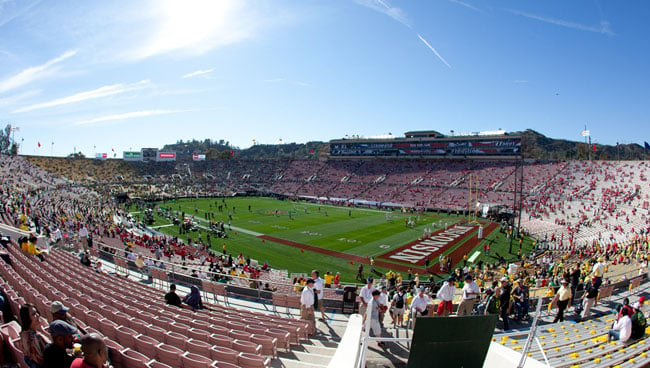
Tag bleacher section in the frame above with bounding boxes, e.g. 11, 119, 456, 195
0, 238, 332, 368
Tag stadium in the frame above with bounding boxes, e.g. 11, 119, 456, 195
0, 126, 648, 368
1, 1, 649, 367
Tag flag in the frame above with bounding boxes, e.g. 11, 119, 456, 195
37, 142, 41, 147
645, 142, 650, 150
593, 144, 597, 152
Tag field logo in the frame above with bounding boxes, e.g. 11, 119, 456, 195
379, 224, 476, 265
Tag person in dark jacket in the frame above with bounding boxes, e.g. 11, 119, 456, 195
182, 285, 203, 311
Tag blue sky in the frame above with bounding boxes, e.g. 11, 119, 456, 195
0, 0, 648, 157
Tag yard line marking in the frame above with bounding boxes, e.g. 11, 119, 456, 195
150, 224, 174, 229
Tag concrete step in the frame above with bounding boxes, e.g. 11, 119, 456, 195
288, 342, 338, 356
272, 357, 328, 368
276, 350, 332, 366
297, 337, 339, 349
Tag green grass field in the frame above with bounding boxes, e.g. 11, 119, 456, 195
128, 197, 534, 283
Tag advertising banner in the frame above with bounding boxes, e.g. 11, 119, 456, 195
157, 152, 176, 162
123, 151, 142, 161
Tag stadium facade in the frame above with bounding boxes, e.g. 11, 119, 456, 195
329, 130, 521, 158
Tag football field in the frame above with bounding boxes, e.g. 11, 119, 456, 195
130, 197, 533, 283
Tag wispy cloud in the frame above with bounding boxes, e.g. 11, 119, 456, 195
355, 0, 411, 28
417, 34, 451, 68
264, 78, 284, 83
77, 109, 190, 125
0, 0, 41, 27
0, 49, 77, 94
513, 80, 528, 84
0, 89, 41, 108
182, 68, 214, 79
13, 80, 151, 113
449, 0, 483, 13
507, 9, 614, 35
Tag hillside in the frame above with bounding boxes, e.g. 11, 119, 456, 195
121, 131, 650, 161
519, 129, 646, 160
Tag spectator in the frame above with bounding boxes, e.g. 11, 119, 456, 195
79, 252, 91, 267
617, 298, 634, 320
356, 264, 364, 282
630, 301, 647, 339
457, 275, 480, 316
300, 279, 315, 326
552, 279, 572, 323
94, 261, 104, 274
165, 284, 182, 307
377, 286, 389, 326
512, 279, 529, 321
20, 304, 48, 368
50, 302, 78, 331
311, 270, 326, 321
43, 320, 78, 368
569, 264, 581, 306
498, 278, 511, 330
359, 277, 375, 317
324, 272, 333, 288
410, 286, 430, 329
477, 287, 497, 315
368, 290, 386, 348
608, 308, 632, 343
592, 257, 605, 289
182, 285, 203, 311
78, 224, 89, 251
390, 286, 406, 328
70, 333, 108, 368
580, 277, 599, 320
436, 277, 455, 317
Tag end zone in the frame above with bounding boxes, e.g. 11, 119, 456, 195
378, 223, 479, 265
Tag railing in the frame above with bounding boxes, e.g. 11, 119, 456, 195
358, 300, 412, 368
327, 314, 363, 368
86, 240, 354, 310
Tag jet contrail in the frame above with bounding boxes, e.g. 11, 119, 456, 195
417, 34, 452, 68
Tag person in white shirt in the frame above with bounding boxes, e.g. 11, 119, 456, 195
377, 286, 389, 326
410, 287, 430, 329
608, 307, 632, 343
127, 252, 136, 262
359, 277, 376, 316
367, 290, 386, 348
52, 227, 63, 247
94, 261, 105, 274
311, 270, 326, 321
436, 277, 456, 317
457, 275, 480, 316
79, 224, 89, 251
300, 279, 316, 325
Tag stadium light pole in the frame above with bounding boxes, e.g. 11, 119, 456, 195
517, 158, 524, 251
509, 159, 517, 254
